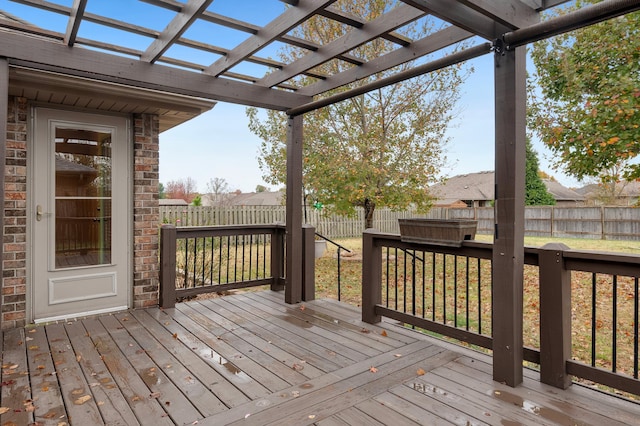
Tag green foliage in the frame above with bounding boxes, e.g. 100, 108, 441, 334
525, 140, 556, 205
255, 184, 269, 193
528, 2, 640, 182
191, 195, 202, 206
158, 182, 166, 199
249, 0, 471, 229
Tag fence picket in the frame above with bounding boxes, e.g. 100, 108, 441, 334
159, 205, 640, 240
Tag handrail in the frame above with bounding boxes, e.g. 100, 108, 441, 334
315, 231, 351, 301
160, 224, 287, 308
361, 229, 640, 397
315, 232, 351, 253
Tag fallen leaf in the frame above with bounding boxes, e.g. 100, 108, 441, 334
41, 386, 49, 392
98, 401, 105, 406
74, 395, 92, 405
131, 395, 141, 402
416, 368, 426, 376
76, 354, 82, 362
0, 407, 10, 414
58, 422, 68, 426
380, 330, 388, 337
28, 329, 37, 333
244, 414, 251, 419
37, 365, 45, 370
165, 401, 171, 406
308, 415, 316, 419
121, 317, 129, 322
25, 337, 34, 341
28, 345, 39, 350
299, 305, 306, 311
292, 363, 304, 371
172, 333, 178, 339
71, 389, 84, 395
149, 392, 161, 399
360, 328, 371, 334
394, 354, 402, 358
369, 366, 378, 373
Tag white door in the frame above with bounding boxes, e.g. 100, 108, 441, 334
31, 108, 131, 322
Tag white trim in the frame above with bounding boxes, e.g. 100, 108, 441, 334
33, 305, 129, 324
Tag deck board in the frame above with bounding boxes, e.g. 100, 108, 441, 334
0, 290, 638, 425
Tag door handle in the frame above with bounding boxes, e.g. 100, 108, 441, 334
36, 205, 46, 221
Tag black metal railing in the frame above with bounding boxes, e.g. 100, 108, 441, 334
159, 224, 286, 307
315, 232, 351, 301
361, 230, 640, 396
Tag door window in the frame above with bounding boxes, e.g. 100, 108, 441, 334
54, 128, 112, 268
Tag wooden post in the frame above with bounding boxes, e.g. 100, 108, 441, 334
492, 46, 526, 387
302, 224, 315, 301
362, 229, 382, 323
270, 224, 285, 291
159, 224, 177, 309
539, 243, 572, 389
285, 114, 304, 304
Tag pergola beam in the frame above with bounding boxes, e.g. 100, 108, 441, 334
0, 31, 310, 110
504, 0, 640, 49
400, 0, 508, 39
455, 0, 539, 29
287, 42, 491, 116
258, 3, 425, 89
142, 0, 214, 63
298, 25, 472, 97
205, 0, 338, 77
63, 0, 87, 46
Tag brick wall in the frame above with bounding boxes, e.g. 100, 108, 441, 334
3, 96, 28, 329
132, 113, 160, 308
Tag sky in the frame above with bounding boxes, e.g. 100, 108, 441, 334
1, 0, 583, 193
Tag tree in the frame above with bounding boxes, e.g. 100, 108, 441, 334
158, 182, 166, 199
165, 177, 198, 203
525, 139, 556, 205
528, 2, 640, 183
205, 177, 231, 206
249, 0, 470, 229
255, 184, 269, 193
191, 195, 202, 206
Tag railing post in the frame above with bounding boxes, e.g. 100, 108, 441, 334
362, 229, 382, 323
302, 224, 315, 301
270, 225, 285, 291
159, 224, 177, 309
539, 242, 572, 389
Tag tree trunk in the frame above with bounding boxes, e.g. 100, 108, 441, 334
364, 198, 375, 229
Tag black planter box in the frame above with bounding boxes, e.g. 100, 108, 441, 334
398, 219, 477, 247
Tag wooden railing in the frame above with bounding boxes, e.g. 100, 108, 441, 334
159, 224, 287, 308
361, 229, 640, 396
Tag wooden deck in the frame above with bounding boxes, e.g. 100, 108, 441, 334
1, 291, 639, 425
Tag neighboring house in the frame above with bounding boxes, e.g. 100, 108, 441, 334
576, 181, 640, 206
1, 13, 215, 327
429, 171, 495, 208
226, 191, 284, 206
430, 171, 584, 207
159, 199, 189, 206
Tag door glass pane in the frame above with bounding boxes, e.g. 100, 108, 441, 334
54, 128, 112, 268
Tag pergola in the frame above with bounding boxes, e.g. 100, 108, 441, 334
1, 0, 638, 389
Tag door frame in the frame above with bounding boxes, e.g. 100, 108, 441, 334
27, 105, 133, 323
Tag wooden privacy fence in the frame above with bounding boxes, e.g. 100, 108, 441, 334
160, 205, 640, 240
